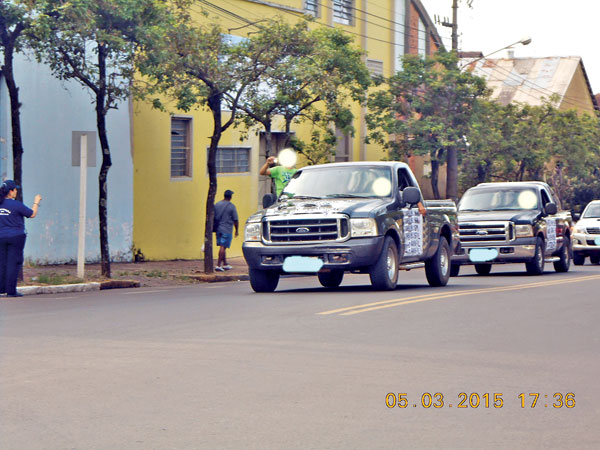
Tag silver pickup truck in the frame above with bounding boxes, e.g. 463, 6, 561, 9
242, 162, 459, 292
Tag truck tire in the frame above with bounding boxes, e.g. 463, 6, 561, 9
425, 237, 450, 287
318, 270, 344, 288
590, 255, 600, 265
450, 263, 461, 277
474, 263, 492, 275
573, 252, 585, 265
249, 269, 280, 293
369, 236, 399, 291
525, 237, 545, 275
553, 236, 571, 272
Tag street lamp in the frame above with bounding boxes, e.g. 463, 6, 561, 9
460, 37, 532, 69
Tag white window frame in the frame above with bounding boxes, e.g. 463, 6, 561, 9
333, 0, 353, 25
214, 146, 251, 174
170, 116, 192, 179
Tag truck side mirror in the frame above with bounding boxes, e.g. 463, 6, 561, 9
545, 202, 557, 215
263, 193, 277, 208
402, 186, 421, 206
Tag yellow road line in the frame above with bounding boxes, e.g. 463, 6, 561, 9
318, 274, 600, 316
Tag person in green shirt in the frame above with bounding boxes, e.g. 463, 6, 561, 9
260, 156, 297, 196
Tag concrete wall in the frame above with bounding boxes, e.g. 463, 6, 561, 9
0, 55, 133, 264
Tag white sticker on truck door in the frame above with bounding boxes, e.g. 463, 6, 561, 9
403, 208, 423, 256
546, 218, 557, 252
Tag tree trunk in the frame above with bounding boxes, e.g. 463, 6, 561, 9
1, 35, 24, 201
96, 46, 112, 278
446, 145, 458, 201
431, 159, 440, 200
204, 91, 222, 274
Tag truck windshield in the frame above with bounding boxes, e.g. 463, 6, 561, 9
282, 166, 393, 199
459, 188, 539, 211
583, 204, 600, 218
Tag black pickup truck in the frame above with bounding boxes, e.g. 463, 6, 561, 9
452, 181, 573, 276
242, 162, 459, 292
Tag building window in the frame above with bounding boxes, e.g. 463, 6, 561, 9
394, 0, 406, 71
333, 0, 353, 25
366, 59, 384, 77
305, 0, 318, 16
418, 17, 426, 57
335, 128, 351, 162
216, 147, 250, 173
171, 117, 191, 177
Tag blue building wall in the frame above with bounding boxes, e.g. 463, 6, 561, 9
0, 55, 133, 264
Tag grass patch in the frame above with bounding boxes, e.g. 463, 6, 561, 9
36, 274, 84, 285
145, 270, 167, 278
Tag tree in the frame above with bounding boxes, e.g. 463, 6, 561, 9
0, 0, 33, 201
33, 0, 181, 277
136, 17, 279, 273
367, 50, 489, 199
234, 21, 371, 166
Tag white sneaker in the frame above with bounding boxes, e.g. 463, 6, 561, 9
215, 266, 225, 272
223, 264, 233, 270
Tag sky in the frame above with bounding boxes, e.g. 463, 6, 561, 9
419, 0, 600, 94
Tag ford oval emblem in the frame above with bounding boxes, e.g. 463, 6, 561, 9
476, 230, 488, 236
296, 227, 310, 234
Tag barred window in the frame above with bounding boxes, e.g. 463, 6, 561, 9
305, 0, 318, 16
171, 117, 191, 177
333, 0, 353, 25
216, 147, 250, 173
335, 128, 351, 162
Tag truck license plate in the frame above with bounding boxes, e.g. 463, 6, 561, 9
282, 256, 324, 273
469, 248, 499, 263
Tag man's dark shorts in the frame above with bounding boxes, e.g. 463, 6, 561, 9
216, 232, 233, 249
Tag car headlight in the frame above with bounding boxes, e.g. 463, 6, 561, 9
515, 224, 534, 238
244, 222, 262, 241
574, 225, 586, 234
350, 218, 378, 237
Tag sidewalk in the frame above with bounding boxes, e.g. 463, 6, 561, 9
16, 256, 250, 295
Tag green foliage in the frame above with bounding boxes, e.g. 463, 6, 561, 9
366, 50, 490, 197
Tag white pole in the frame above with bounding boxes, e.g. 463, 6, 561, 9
77, 134, 88, 279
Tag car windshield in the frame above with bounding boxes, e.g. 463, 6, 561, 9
459, 188, 539, 211
583, 203, 600, 218
282, 166, 393, 199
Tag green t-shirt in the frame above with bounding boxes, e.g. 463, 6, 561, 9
269, 166, 297, 195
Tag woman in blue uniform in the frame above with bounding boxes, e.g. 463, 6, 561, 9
0, 180, 42, 297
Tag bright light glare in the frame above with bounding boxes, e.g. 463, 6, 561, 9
518, 191, 537, 209
277, 148, 297, 168
372, 177, 392, 196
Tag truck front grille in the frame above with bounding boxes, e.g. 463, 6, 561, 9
586, 227, 600, 235
264, 215, 349, 244
459, 221, 512, 244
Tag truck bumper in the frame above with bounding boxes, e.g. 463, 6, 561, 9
243, 237, 385, 272
452, 238, 537, 264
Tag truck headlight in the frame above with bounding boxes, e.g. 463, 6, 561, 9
350, 218, 378, 237
574, 225, 586, 234
515, 224, 534, 238
244, 222, 262, 241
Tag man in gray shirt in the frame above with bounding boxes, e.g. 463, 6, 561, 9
214, 189, 239, 271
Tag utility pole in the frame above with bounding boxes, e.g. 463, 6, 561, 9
438, 0, 460, 200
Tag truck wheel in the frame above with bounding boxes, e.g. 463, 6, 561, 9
369, 236, 399, 290
590, 255, 600, 265
450, 263, 461, 277
425, 237, 450, 287
474, 264, 492, 276
525, 237, 545, 275
318, 270, 344, 288
553, 236, 571, 272
573, 252, 585, 265
249, 269, 280, 293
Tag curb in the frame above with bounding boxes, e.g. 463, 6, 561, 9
15, 280, 141, 296
186, 274, 250, 283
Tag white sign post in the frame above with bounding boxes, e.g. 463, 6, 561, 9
77, 134, 88, 279
72, 131, 96, 280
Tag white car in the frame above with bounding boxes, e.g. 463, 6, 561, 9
572, 200, 600, 265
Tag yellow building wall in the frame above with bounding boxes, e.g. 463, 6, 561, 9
560, 63, 595, 115
132, 0, 439, 261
